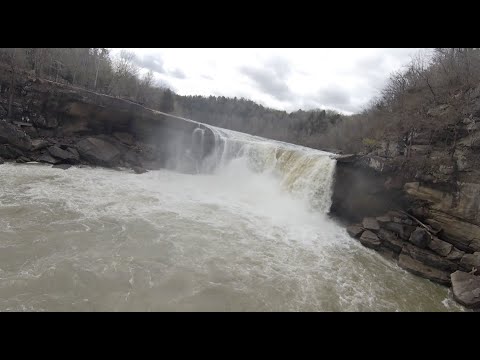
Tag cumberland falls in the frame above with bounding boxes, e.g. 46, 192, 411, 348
0, 124, 463, 311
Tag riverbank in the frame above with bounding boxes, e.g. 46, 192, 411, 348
1, 68, 478, 310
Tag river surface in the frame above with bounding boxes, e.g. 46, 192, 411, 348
0, 125, 465, 311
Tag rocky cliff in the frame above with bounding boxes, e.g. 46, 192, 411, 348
0, 66, 214, 172
331, 89, 480, 309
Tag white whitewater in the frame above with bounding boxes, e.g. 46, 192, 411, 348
0, 125, 465, 311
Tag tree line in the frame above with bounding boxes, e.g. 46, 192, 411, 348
0, 47, 345, 149
0, 48, 175, 117
5, 48, 470, 156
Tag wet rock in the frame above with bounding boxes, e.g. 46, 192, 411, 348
76, 137, 121, 167
409, 228, 431, 248
132, 166, 147, 174
446, 248, 465, 262
16, 156, 30, 163
459, 252, 480, 274
378, 247, 398, 261
32, 114, 58, 128
347, 225, 363, 238
37, 152, 61, 164
124, 150, 141, 166
362, 217, 380, 231
0, 157, 4, 164
67, 147, 80, 159
113, 132, 135, 146
24, 126, 38, 138
403, 244, 458, 272
425, 212, 480, 253
359, 230, 381, 250
451, 271, 480, 308
31, 139, 50, 151
0, 120, 32, 151
428, 236, 453, 257
48, 145, 79, 163
383, 222, 414, 240
52, 164, 72, 170
377, 228, 405, 254
387, 210, 407, 220
376, 215, 391, 223
398, 252, 451, 286
0, 144, 25, 159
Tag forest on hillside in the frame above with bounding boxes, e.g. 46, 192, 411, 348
0, 48, 344, 150
321, 48, 480, 153
2, 48, 478, 155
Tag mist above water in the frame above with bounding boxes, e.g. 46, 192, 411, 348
0, 125, 464, 311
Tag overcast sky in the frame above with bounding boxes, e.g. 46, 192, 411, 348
112, 48, 423, 115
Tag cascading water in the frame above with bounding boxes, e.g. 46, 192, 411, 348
0, 123, 465, 311
191, 125, 337, 213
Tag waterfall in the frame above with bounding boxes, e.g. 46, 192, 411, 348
189, 124, 337, 213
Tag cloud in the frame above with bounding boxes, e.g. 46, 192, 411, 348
133, 54, 165, 74
116, 48, 420, 114
239, 58, 293, 102
170, 68, 186, 79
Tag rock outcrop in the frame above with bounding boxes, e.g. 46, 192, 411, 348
0, 67, 218, 173
451, 271, 480, 308
76, 137, 121, 167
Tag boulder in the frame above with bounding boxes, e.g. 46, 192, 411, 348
32, 115, 58, 129
124, 150, 141, 166
451, 271, 480, 308
398, 252, 451, 286
31, 139, 50, 151
405, 182, 480, 233
37, 153, 61, 164
76, 137, 121, 167
359, 230, 381, 250
402, 244, 458, 272
347, 225, 364, 238
67, 147, 80, 159
16, 156, 30, 163
428, 236, 453, 257
0, 120, 32, 151
0, 144, 25, 159
425, 212, 480, 253
377, 228, 405, 254
47, 146, 79, 163
459, 252, 480, 274
362, 217, 380, 231
52, 164, 72, 170
409, 228, 431, 248
376, 215, 391, 223
113, 132, 135, 146
24, 126, 38, 138
132, 166, 147, 174
383, 222, 415, 240
446, 248, 465, 262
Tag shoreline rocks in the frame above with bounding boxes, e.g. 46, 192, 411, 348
346, 212, 480, 309
451, 271, 480, 308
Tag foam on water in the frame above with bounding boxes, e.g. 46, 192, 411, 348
0, 159, 465, 311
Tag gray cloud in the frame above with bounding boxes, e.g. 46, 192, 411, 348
120, 48, 420, 114
298, 88, 357, 114
171, 68, 186, 79
133, 54, 165, 74
239, 58, 293, 102
132, 53, 187, 80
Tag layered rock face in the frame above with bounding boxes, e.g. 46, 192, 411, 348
0, 67, 214, 172
334, 88, 480, 309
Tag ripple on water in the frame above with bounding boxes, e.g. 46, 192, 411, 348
0, 163, 466, 312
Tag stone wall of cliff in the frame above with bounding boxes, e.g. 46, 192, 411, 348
0, 66, 214, 172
